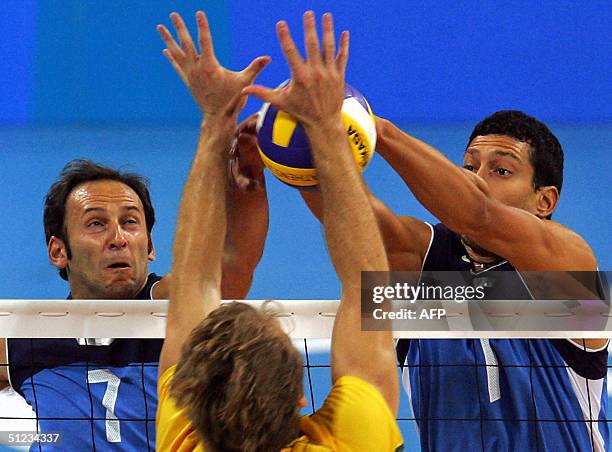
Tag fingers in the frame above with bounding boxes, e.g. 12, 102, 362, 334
230, 138, 265, 192
162, 49, 188, 85
276, 21, 305, 78
236, 132, 261, 164
303, 11, 321, 64
237, 113, 260, 136
242, 56, 271, 85
321, 13, 336, 64
237, 130, 258, 150
195, 10, 216, 63
242, 85, 279, 105
169, 12, 197, 60
336, 30, 349, 73
157, 24, 186, 64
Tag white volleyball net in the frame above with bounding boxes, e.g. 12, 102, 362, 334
0, 299, 609, 452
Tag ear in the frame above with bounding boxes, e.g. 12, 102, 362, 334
48, 236, 69, 270
148, 238, 156, 262
535, 186, 559, 218
297, 396, 308, 409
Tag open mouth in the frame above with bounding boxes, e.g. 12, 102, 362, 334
107, 262, 131, 269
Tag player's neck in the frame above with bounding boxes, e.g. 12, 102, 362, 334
460, 237, 503, 272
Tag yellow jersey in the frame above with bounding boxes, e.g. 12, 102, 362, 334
156, 366, 403, 451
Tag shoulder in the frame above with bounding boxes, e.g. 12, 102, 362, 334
151, 273, 170, 300
141, 273, 165, 300
543, 221, 597, 269
158, 365, 176, 399
303, 376, 403, 450
156, 365, 204, 451
488, 211, 597, 270
326, 375, 394, 412
523, 219, 597, 270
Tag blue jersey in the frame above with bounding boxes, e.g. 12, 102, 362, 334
8, 273, 164, 452
397, 224, 608, 452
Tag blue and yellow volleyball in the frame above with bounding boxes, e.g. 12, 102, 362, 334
256, 83, 376, 188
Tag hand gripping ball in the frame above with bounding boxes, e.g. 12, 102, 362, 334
255, 83, 376, 189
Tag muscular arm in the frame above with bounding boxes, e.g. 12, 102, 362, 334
309, 122, 399, 415
376, 117, 596, 272
156, 11, 269, 375
301, 190, 430, 272
376, 118, 604, 350
245, 13, 399, 414
156, 161, 269, 302
158, 120, 231, 376
221, 129, 269, 300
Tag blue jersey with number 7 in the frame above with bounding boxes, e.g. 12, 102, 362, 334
7, 274, 163, 451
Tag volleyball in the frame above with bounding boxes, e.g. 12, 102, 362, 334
255, 82, 376, 188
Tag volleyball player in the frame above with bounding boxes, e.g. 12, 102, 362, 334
156, 10, 403, 450
234, 54, 608, 451
0, 74, 269, 452
376, 111, 608, 451
292, 110, 608, 449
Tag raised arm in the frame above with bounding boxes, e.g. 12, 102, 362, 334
152, 17, 270, 303
375, 117, 596, 271
221, 118, 269, 299
156, 11, 269, 375
244, 12, 398, 414
301, 188, 431, 272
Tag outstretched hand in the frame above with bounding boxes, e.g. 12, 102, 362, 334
157, 11, 270, 121
243, 12, 349, 130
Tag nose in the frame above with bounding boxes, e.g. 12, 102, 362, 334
475, 165, 488, 180
108, 223, 128, 250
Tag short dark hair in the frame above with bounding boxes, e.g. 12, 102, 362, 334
171, 302, 304, 452
469, 110, 564, 199
44, 159, 155, 280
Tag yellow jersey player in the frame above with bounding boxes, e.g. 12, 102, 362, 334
155, 10, 403, 451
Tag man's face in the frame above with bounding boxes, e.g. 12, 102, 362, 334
58, 180, 154, 299
463, 134, 539, 214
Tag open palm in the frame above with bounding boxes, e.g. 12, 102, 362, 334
157, 11, 269, 120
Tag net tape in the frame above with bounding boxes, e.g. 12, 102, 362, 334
0, 299, 611, 338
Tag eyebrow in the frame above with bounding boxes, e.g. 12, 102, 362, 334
492, 150, 521, 161
123, 205, 142, 214
464, 148, 521, 161
82, 205, 142, 215
83, 207, 106, 215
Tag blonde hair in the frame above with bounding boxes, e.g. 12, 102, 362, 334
171, 302, 304, 451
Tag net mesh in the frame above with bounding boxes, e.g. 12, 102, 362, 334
0, 300, 609, 452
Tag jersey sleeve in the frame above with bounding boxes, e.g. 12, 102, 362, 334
301, 376, 404, 451
156, 366, 204, 452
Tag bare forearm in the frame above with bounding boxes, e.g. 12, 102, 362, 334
222, 182, 269, 299
306, 121, 388, 285
300, 190, 323, 221
171, 120, 233, 316
377, 118, 489, 234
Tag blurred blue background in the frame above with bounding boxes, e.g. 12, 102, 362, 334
0, 1, 611, 449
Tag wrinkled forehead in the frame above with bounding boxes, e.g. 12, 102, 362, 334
66, 180, 144, 215
465, 134, 532, 160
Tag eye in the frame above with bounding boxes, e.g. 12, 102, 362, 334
463, 164, 476, 172
87, 220, 104, 228
495, 168, 512, 176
